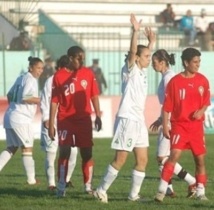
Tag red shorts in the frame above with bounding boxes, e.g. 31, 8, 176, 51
170, 122, 206, 156
57, 116, 93, 148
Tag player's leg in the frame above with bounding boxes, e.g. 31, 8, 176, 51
80, 147, 94, 194
74, 116, 94, 194
66, 146, 78, 187
155, 148, 182, 202
174, 162, 196, 198
194, 154, 208, 200
157, 129, 175, 197
191, 123, 208, 200
13, 125, 38, 185
57, 145, 70, 197
45, 151, 57, 189
0, 129, 18, 171
128, 121, 149, 201
128, 147, 148, 201
41, 125, 58, 189
94, 117, 132, 202
94, 149, 129, 203
21, 146, 38, 185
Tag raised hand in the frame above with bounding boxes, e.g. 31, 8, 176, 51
130, 13, 142, 31
144, 27, 156, 43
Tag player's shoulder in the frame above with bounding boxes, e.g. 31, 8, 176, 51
80, 66, 95, 75
23, 72, 36, 82
196, 72, 207, 79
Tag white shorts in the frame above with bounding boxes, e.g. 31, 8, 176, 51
156, 127, 170, 157
40, 125, 58, 153
5, 125, 34, 148
111, 117, 149, 152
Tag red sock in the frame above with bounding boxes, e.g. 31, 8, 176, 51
196, 174, 207, 186
82, 159, 94, 184
58, 158, 68, 182
161, 162, 175, 182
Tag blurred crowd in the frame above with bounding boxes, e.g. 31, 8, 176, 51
158, 4, 214, 51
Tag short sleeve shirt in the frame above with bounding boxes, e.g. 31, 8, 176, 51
163, 72, 210, 123
51, 67, 99, 120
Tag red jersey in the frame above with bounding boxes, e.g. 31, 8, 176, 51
163, 72, 210, 123
51, 67, 99, 120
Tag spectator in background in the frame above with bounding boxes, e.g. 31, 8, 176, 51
39, 57, 55, 91
204, 22, 214, 51
195, 9, 210, 51
9, 31, 33, 51
89, 59, 107, 95
160, 3, 176, 27
180, 10, 197, 46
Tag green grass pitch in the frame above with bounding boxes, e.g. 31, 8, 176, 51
0, 134, 213, 210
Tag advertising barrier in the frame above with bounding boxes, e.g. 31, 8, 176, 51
0, 95, 213, 140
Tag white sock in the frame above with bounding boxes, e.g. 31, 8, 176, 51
158, 179, 168, 194
0, 150, 13, 171
159, 157, 173, 193
174, 163, 196, 185
173, 163, 182, 175
46, 152, 57, 186
129, 170, 145, 199
184, 173, 196, 186
66, 147, 78, 182
22, 153, 36, 184
97, 164, 118, 193
196, 183, 205, 196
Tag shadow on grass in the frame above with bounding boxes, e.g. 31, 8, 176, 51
0, 187, 48, 197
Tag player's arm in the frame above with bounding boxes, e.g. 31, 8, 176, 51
193, 79, 211, 120
193, 105, 209, 120
23, 97, 40, 104
91, 95, 102, 131
162, 110, 170, 139
48, 102, 58, 140
128, 13, 142, 69
41, 78, 52, 128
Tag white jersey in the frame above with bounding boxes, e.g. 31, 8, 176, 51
157, 69, 175, 105
40, 75, 53, 122
40, 75, 58, 152
117, 63, 148, 122
4, 72, 39, 128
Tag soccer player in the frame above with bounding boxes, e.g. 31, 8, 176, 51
40, 55, 78, 191
0, 56, 43, 185
48, 46, 102, 197
93, 13, 156, 203
150, 49, 196, 198
154, 47, 210, 202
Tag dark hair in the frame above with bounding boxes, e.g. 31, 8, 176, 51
124, 51, 130, 62
55, 55, 70, 70
28, 56, 43, 67
67, 46, 84, 57
181, 47, 201, 68
136, 45, 148, 57
152, 49, 175, 66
